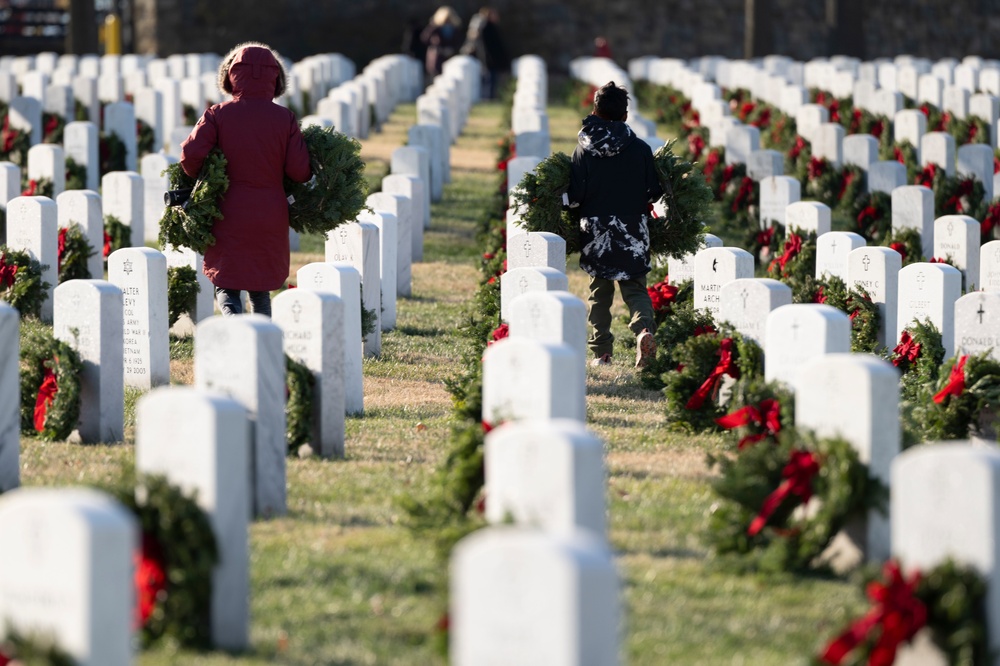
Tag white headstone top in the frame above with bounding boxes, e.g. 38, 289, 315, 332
718, 278, 792, 348
694, 246, 754, 315
764, 303, 852, 390
954, 291, 1000, 361
897, 262, 963, 356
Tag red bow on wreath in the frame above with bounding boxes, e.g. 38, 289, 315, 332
33, 365, 59, 433
891, 331, 922, 368
489, 323, 509, 345
715, 398, 782, 449
769, 233, 803, 273
1, 116, 16, 153
686, 338, 739, 410
933, 355, 968, 404
103, 231, 113, 259
704, 149, 721, 179
889, 242, 908, 264
808, 156, 827, 180
134, 532, 168, 628
21, 179, 38, 197
57, 227, 68, 273
788, 136, 807, 161
819, 561, 926, 666
44, 114, 60, 141
756, 226, 775, 249
838, 170, 856, 201
0, 253, 17, 290
916, 163, 937, 188
982, 203, 1000, 240
648, 281, 679, 313
747, 449, 819, 536
733, 177, 754, 212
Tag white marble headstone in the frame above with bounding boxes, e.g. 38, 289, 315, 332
53, 280, 124, 443
920, 132, 956, 176
667, 233, 722, 286
107, 247, 170, 389
194, 315, 287, 518
934, 215, 980, 291
896, 262, 963, 356
5, 195, 58, 321
785, 201, 831, 236
758, 176, 800, 228
136, 387, 250, 650
892, 186, 935, 259
296, 262, 364, 415
764, 304, 852, 390
482, 338, 584, 424
101, 171, 144, 246
954, 291, 1000, 361
56, 189, 103, 279
367, 192, 412, 298
507, 232, 567, 273
718, 278, 792, 347
324, 222, 381, 357
273, 289, 346, 458
63, 121, 99, 191
694, 247, 754, 315
847, 246, 902, 350
980, 241, 1000, 292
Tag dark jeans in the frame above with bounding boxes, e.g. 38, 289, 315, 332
587, 275, 655, 357
216, 287, 271, 317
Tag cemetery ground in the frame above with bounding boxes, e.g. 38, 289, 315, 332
20, 97, 866, 665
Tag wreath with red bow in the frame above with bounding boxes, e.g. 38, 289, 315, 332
638, 294, 708, 391
18, 317, 82, 442
0, 114, 30, 168
719, 165, 758, 228
852, 192, 893, 244
0, 246, 50, 319
104, 473, 218, 648
909, 352, 1000, 442
662, 327, 764, 431
57, 223, 95, 283
814, 559, 987, 666
814, 278, 882, 354
891, 319, 945, 405
706, 427, 883, 572
885, 140, 920, 183
950, 114, 991, 147
285, 353, 316, 454
103, 214, 131, 262
883, 227, 925, 267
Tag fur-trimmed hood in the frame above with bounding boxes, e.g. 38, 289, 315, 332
217, 41, 288, 99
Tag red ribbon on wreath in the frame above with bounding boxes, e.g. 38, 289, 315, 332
103, 231, 113, 258
769, 233, 803, 273
732, 177, 754, 212
0, 253, 17, 289
889, 241, 908, 264
57, 226, 68, 273
20, 179, 38, 197
687, 133, 706, 162
704, 149, 721, 180
134, 532, 168, 628
747, 449, 819, 536
837, 169, 856, 201
33, 365, 59, 432
44, 114, 60, 141
788, 136, 807, 161
819, 561, 926, 666
808, 156, 827, 180
715, 398, 782, 449
981, 202, 1000, 240
685, 338, 739, 410
489, 323, 509, 345
1, 116, 16, 153
915, 163, 937, 189
933, 355, 968, 404
891, 331, 922, 368
648, 281, 679, 314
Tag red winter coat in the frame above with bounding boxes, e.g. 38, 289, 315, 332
180, 45, 311, 292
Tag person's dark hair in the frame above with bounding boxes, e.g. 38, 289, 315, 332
593, 81, 628, 121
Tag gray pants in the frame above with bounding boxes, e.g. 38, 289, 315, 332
215, 287, 271, 317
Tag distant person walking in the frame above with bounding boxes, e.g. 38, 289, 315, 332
462, 7, 509, 99
594, 36, 613, 59
421, 6, 463, 79
402, 15, 427, 65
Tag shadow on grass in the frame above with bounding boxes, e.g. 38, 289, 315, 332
587, 379, 665, 401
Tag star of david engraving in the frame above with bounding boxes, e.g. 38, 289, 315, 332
122, 259, 133, 275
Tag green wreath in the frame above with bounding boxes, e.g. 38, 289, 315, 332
883, 227, 924, 267
651, 141, 712, 259
0, 246, 50, 319
104, 214, 131, 260
813, 558, 988, 666
285, 354, 315, 453
0, 626, 74, 666
950, 114, 991, 146
104, 473, 217, 648
19, 317, 82, 442
22, 176, 54, 198
99, 130, 126, 175
166, 265, 200, 328
852, 191, 892, 243
57, 223, 95, 282
158, 149, 228, 254
65, 156, 87, 191
638, 292, 708, 390
42, 111, 65, 144
706, 428, 884, 572
765, 229, 817, 298
137, 118, 156, 157
817, 278, 882, 354
883, 139, 920, 182
510, 152, 580, 253
801, 156, 842, 207
0, 117, 30, 168
909, 352, 1000, 443
662, 328, 764, 432
285, 125, 369, 235
719, 167, 758, 229
891, 318, 945, 405
182, 103, 199, 126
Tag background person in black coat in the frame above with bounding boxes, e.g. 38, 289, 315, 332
462, 7, 509, 99
566, 82, 663, 368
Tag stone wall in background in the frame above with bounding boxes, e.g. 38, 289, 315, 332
132, 0, 1000, 72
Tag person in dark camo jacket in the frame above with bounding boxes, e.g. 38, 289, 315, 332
566, 81, 663, 368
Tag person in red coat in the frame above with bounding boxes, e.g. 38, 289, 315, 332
180, 42, 311, 317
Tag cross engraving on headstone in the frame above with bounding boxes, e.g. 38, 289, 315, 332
916, 271, 926, 290
523, 237, 532, 257
339, 227, 348, 241
313, 273, 324, 287
291, 300, 302, 324
947, 220, 955, 235
978, 303, 986, 324
831, 239, 837, 253
740, 288, 749, 310
518, 275, 529, 294
862, 254, 871, 272
791, 318, 800, 340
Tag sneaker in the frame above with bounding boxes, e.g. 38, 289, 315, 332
591, 353, 612, 367
635, 329, 657, 368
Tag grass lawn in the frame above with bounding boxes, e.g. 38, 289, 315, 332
17, 95, 867, 665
